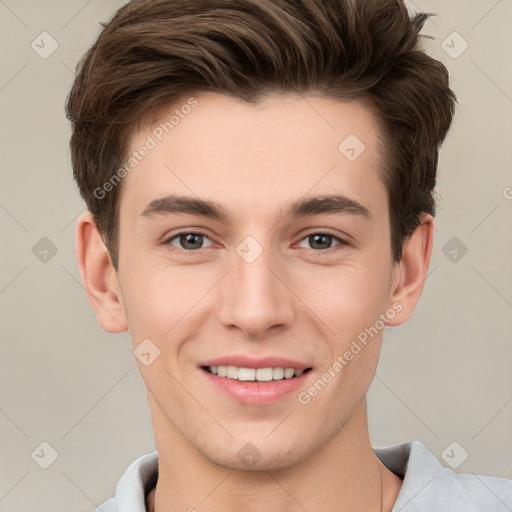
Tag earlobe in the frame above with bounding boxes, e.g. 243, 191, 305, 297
386, 214, 434, 327
75, 211, 128, 333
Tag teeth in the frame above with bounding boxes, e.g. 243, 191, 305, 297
226, 365, 238, 379
238, 367, 256, 381
256, 368, 273, 381
207, 365, 308, 382
284, 368, 295, 379
273, 367, 284, 380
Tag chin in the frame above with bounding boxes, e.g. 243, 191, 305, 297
197, 437, 311, 472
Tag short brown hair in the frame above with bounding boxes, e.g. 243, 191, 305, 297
66, 0, 457, 270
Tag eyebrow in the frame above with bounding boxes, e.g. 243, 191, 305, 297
140, 194, 371, 222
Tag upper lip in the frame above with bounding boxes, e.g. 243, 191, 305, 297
199, 355, 312, 370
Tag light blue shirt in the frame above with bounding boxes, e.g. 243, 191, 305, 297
94, 441, 512, 511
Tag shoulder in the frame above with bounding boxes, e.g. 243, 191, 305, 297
375, 441, 512, 511
457, 472, 512, 510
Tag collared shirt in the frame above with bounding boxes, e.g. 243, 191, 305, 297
94, 441, 512, 511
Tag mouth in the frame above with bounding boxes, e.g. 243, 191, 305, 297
201, 365, 313, 382
199, 359, 314, 404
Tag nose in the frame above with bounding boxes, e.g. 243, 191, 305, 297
216, 241, 297, 338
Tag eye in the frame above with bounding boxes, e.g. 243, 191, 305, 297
166, 231, 214, 251
164, 231, 348, 253
296, 232, 347, 251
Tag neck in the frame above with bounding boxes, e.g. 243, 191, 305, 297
148, 397, 402, 512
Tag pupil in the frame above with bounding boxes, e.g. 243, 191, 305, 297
311, 234, 331, 250
181, 233, 202, 250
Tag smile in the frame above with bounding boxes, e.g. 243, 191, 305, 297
203, 365, 312, 382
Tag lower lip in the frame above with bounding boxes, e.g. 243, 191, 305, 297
201, 368, 312, 404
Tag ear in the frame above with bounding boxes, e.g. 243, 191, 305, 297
386, 213, 434, 326
75, 211, 128, 333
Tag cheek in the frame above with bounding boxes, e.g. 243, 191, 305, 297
119, 260, 217, 341
298, 260, 391, 342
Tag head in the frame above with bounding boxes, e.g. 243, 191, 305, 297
68, 0, 456, 471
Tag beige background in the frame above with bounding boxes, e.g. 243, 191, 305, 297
1, 1, 511, 511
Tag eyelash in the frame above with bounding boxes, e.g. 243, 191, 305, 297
164, 230, 349, 255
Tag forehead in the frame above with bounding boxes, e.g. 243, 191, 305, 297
118, 92, 386, 221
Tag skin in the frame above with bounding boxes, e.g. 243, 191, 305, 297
76, 93, 433, 512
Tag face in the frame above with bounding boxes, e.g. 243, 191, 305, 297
113, 93, 401, 470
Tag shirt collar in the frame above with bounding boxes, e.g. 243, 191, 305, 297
114, 452, 158, 511
375, 441, 480, 511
